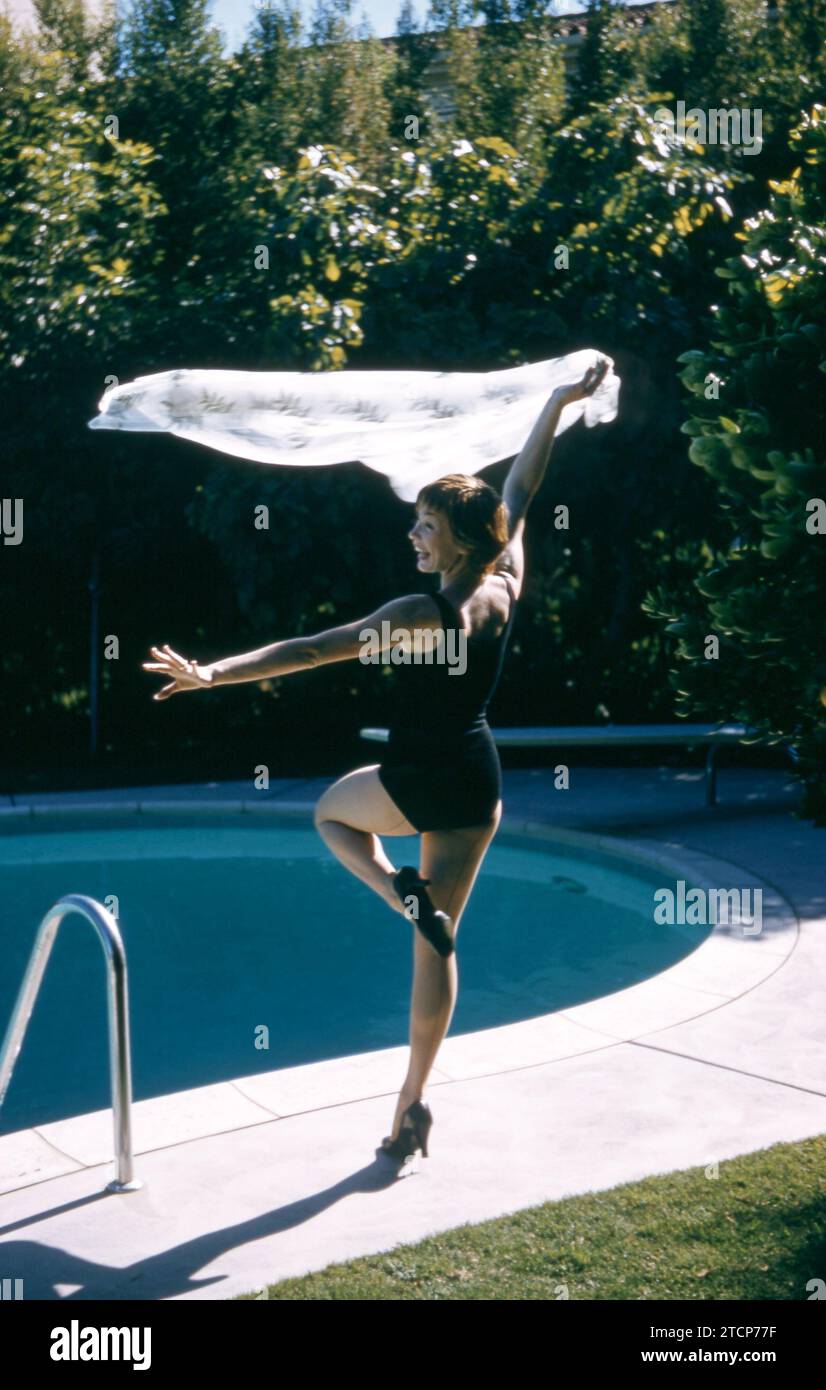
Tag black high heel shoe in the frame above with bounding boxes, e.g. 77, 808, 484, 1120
380, 1099, 433, 1160
392, 867, 455, 957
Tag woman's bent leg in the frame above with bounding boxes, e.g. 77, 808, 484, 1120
314, 765, 418, 917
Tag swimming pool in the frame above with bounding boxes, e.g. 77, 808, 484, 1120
0, 815, 708, 1137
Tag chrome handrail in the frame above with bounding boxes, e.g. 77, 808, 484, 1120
0, 894, 143, 1192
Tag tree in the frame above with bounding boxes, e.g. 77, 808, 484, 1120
32, 0, 100, 79
572, 0, 625, 110
643, 106, 826, 821
108, 0, 232, 353
396, 0, 420, 35
3, 0, 825, 779
635, 0, 804, 179
684, 0, 731, 96
0, 88, 164, 388
472, 0, 566, 171
296, 1, 396, 176
513, 93, 746, 341
230, 1, 305, 179
389, 2, 440, 145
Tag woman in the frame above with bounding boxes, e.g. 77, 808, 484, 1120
143, 358, 609, 1164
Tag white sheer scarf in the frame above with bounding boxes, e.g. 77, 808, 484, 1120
87, 348, 620, 501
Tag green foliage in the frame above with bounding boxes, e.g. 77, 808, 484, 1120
469, 4, 567, 171
635, 0, 824, 179
643, 107, 826, 820
299, 2, 396, 175
32, 0, 102, 79
513, 93, 745, 339
1, 0, 825, 793
253, 144, 402, 367
276, 134, 529, 366
573, 0, 633, 109
0, 78, 165, 381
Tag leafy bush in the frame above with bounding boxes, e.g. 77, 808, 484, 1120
644, 107, 826, 819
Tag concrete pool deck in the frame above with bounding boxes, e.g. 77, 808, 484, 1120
0, 766, 824, 1301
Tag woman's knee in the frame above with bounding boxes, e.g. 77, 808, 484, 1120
313, 771, 355, 828
313, 790, 336, 829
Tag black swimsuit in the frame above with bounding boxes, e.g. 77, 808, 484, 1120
377, 577, 517, 831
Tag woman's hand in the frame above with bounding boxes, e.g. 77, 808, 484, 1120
553, 357, 610, 408
142, 644, 215, 701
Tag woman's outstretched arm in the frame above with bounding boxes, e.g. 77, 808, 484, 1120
142, 593, 439, 700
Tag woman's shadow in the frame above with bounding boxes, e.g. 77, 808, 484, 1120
1, 1151, 417, 1300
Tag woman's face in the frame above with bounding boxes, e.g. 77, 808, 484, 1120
408, 505, 468, 574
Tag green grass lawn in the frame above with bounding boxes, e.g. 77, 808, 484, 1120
236, 1134, 826, 1300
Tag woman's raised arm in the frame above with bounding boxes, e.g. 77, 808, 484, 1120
494, 359, 610, 595
502, 358, 610, 535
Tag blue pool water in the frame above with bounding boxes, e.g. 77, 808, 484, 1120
0, 819, 708, 1136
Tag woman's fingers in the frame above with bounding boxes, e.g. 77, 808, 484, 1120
144, 644, 208, 702
145, 645, 181, 699
161, 643, 189, 666
582, 360, 608, 395
147, 643, 186, 667
145, 645, 195, 674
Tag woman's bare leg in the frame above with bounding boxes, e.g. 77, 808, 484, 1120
313, 765, 418, 917
313, 767, 503, 1148
387, 803, 502, 1143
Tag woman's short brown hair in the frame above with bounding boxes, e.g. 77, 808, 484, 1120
415, 474, 509, 575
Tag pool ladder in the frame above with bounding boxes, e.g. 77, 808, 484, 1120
0, 894, 143, 1193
